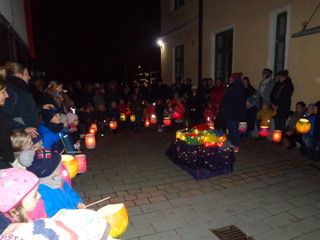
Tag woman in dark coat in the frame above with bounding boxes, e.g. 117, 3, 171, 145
270, 70, 294, 131
0, 68, 14, 169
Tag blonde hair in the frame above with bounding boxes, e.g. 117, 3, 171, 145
0, 66, 6, 91
45, 80, 62, 93
8, 203, 28, 223
10, 130, 33, 152
4, 62, 26, 76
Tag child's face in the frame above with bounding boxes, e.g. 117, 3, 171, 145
262, 104, 268, 111
21, 185, 40, 213
50, 113, 61, 124
296, 104, 305, 114
33, 140, 42, 151
312, 106, 318, 114
73, 117, 79, 126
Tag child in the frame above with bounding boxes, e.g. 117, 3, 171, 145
109, 101, 120, 133
129, 94, 143, 130
203, 102, 216, 123
244, 96, 258, 139
0, 168, 40, 233
256, 102, 277, 128
26, 151, 85, 217
155, 99, 165, 132
173, 98, 185, 125
95, 104, 109, 136
67, 112, 83, 149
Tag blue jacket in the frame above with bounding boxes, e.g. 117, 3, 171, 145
0, 212, 11, 234
39, 181, 82, 217
38, 122, 61, 150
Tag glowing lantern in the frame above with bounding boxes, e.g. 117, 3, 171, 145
173, 111, 183, 120
109, 121, 118, 130
85, 134, 96, 149
75, 154, 87, 173
150, 114, 157, 124
120, 113, 126, 122
130, 114, 136, 122
89, 127, 96, 134
272, 130, 282, 143
60, 163, 72, 187
144, 119, 150, 128
61, 155, 78, 179
97, 203, 129, 238
163, 117, 172, 127
90, 123, 98, 132
176, 129, 188, 141
259, 126, 270, 137
125, 108, 132, 116
239, 122, 247, 133
296, 118, 311, 134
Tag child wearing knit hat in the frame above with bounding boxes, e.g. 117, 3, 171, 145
66, 112, 83, 150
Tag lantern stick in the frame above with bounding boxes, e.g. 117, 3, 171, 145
85, 197, 111, 208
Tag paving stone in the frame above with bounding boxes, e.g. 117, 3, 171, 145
152, 217, 189, 232
139, 230, 181, 240
288, 205, 320, 219
262, 212, 298, 228
122, 224, 155, 239
292, 230, 320, 240
131, 211, 166, 225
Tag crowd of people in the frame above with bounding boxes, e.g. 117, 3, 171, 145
0, 61, 319, 237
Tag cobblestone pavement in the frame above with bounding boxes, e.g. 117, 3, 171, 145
73, 129, 320, 240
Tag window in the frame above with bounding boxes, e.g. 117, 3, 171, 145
215, 29, 233, 81
174, 0, 185, 10
274, 12, 287, 75
174, 45, 184, 82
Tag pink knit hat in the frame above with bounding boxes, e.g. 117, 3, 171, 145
0, 168, 39, 213
67, 112, 78, 125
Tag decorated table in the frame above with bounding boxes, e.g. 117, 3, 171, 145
166, 123, 235, 180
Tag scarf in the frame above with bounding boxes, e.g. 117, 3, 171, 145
259, 77, 272, 95
45, 122, 64, 133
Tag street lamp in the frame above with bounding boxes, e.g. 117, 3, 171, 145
157, 39, 164, 47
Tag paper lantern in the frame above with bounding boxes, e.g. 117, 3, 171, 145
272, 130, 282, 143
85, 134, 96, 149
173, 111, 183, 120
120, 113, 126, 122
75, 154, 87, 173
61, 155, 78, 179
60, 163, 72, 187
239, 122, 247, 133
150, 114, 157, 124
130, 114, 136, 122
176, 129, 188, 141
125, 108, 132, 116
89, 127, 96, 134
109, 121, 118, 130
90, 123, 98, 132
163, 117, 172, 127
144, 119, 150, 128
259, 126, 270, 137
296, 118, 311, 134
97, 203, 129, 238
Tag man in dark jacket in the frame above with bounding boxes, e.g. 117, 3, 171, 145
270, 70, 294, 131
220, 72, 246, 152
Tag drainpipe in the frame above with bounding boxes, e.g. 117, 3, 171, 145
198, 0, 203, 83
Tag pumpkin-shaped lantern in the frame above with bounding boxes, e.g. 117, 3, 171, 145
130, 114, 136, 122
239, 122, 247, 133
150, 114, 157, 124
85, 134, 96, 149
109, 121, 118, 130
75, 154, 87, 173
259, 126, 270, 137
120, 113, 126, 122
272, 130, 282, 143
296, 118, 311, 134
97, 203, 129, 238
163, 117, 172, 127
61, 154, 78, 179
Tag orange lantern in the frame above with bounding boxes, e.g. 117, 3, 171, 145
259, 126, 270, 137
296, 118, 311, 134
89, 127, 96, 134
97, 203, 129, 238
75, 154, 87, 173
61, 154, 78, 179
272, 130, 282, 142
109, 121, 118, 130
85, 134, 96, 149
144, 119, 150, 128
163, 117, 172, 127
90, 123, 98, 132
150, 114, 157, 124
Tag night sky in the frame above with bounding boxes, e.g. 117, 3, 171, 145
31, 0, 160, 84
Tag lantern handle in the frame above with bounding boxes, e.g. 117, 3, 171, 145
85, 197, 111, 208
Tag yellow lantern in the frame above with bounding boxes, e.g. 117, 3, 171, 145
296, 118, 311, 134
61, 154, 78, 179
130, 114, 136, 122
176, 129, 187, 141
97, 203, 129, 238
120, 113, 126, 122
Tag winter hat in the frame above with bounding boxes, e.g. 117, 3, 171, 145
0, 168, 39, 213
27, 149, 61, 178
18, 149, 36, 167
32, 135, 42, 145
67, 112, 78, 125
60, 113, 67, 125
230, 72, 243, 81
42, 108, 60, 123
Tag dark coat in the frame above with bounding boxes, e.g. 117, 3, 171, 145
3, 76, 38, 129
220, 79, 246, 121
0, 109, 14, 168
270, 78, 294, 119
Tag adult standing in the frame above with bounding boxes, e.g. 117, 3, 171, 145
3, 62, 38, 137
0, 67, 14, 168
258, 68, 275, 105
220, 73, 246, 152
270, 70, 294, 131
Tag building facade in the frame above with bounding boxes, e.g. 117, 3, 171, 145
159, 0, 199, 85
160, 0, 320, 104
